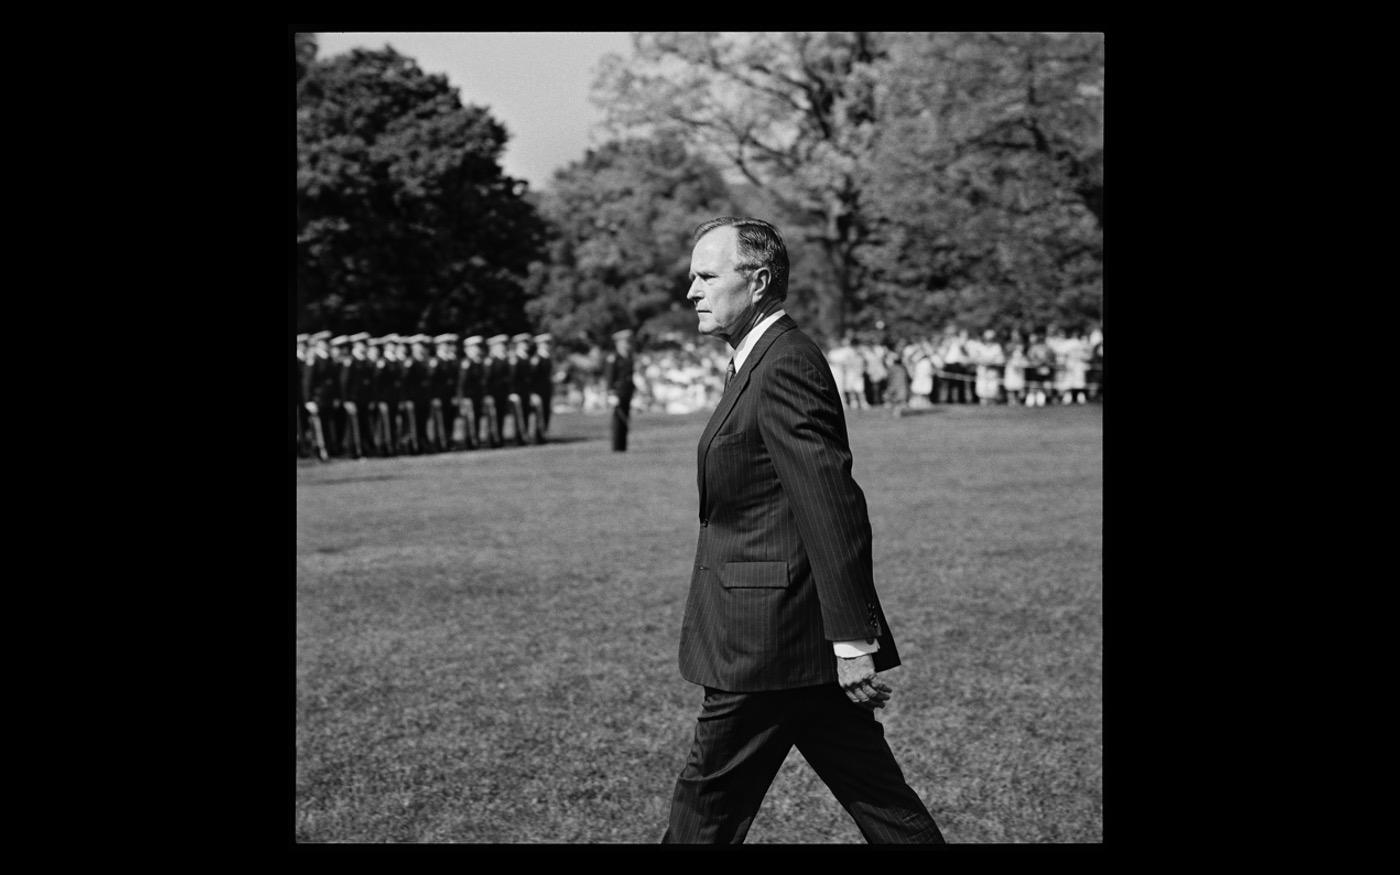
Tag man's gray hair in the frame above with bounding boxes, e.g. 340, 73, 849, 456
693, 216, 790, 302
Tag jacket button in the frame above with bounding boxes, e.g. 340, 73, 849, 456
701, 519, 709, 527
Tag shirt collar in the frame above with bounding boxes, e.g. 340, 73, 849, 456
733, 309, 786, 372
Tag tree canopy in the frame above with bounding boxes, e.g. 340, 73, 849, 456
295, 33, 1104, 348
523, 135, 737, 349
592, 31, 1104, 344
296, 35, 546, 336
594, 32, 887, 342
857, 32, 1103, 340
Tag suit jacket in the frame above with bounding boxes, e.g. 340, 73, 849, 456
679, 314, 901, 693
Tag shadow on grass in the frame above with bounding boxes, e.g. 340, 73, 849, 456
295, 435, 600, 468
882, 406, 948, 418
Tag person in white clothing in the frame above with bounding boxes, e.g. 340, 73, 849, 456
972, 330, 1005, 405
1002, 337, 1028, 405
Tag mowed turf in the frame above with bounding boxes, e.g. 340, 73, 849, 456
296, 402, 1102, 843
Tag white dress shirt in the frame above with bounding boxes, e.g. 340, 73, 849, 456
728, 309, 879, 660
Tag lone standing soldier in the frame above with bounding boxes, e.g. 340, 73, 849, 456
604, 328, 636, 452
455, 335, 486, 450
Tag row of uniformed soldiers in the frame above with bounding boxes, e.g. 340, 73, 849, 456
296, 330, 555, 461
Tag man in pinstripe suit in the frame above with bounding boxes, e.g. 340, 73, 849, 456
662, 217, 944, 844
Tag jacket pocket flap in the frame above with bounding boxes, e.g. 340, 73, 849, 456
719, 561, 789, 589
710, 430, 747, 447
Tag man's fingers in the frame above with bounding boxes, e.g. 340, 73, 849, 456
864, 684, 890, 706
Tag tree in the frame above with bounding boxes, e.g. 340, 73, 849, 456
593, 32, 1105, 344
593, 32, 888, 343
296, 37, 546, 336
524, 135, 736, 349
857, 32, 1104, 338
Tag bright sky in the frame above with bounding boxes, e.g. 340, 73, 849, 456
314, 32, 635, 190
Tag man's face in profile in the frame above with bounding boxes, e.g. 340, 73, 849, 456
688, 226, 759, 343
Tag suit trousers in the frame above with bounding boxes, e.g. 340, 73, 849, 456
662, 684, 944, 844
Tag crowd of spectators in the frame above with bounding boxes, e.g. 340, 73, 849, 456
833, 323, 1104, 413
555, 323, 1103, 416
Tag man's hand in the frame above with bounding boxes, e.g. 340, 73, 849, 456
837, 653, 891, 710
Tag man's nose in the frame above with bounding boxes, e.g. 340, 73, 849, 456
686, 281, 702, 302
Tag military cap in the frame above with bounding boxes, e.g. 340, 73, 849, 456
310, 330, 332, 341
330, 335, 350, 347
409, 334, 430, 345
383, 333, 401, 344
487, 334, 509, 346
434, 333, 459, 345
368, 335, 387, 346
511, 332, 532, 344
296, 333, 309, 343
463, 335, 484, 346
533, 333, 552, 344
612, 328, 633, 341
349, 332, 370, 343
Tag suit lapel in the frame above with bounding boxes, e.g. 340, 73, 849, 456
697, 315, 797, 515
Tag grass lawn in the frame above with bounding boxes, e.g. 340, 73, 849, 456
295, 402, 1102, 843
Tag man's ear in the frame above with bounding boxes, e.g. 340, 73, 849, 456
749, 266, 771, 301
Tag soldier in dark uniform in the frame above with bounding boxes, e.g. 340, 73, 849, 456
347, 333, 375, 458
330, 334, 363, 459
411, 335, 438, 453
310, 332, 340, 457
482, 334, 512, 448
328, 335, 351, 456
296, 333, 311, 458
604, 328, 636, 452
431, 334, 459, 452
365, 336, 392, 456
396, 335, 426, 454
506, 333, 534, 445
455, 335, 486, 450
530, 332, 555, 441
377, 334, 403, 455
390, 335, 419, 455
419, 335, 446, 454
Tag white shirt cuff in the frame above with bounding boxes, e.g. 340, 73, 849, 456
833, 639, 880, 658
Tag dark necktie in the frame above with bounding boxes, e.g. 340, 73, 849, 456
724, 359, 735, 392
